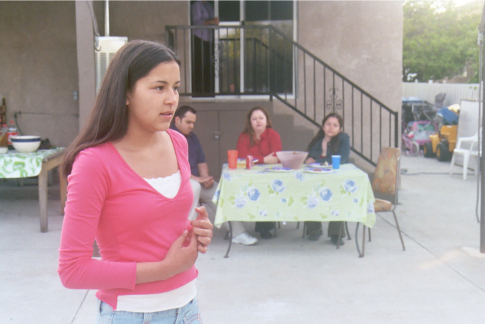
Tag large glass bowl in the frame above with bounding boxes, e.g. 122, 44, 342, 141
275, 151, 308, 169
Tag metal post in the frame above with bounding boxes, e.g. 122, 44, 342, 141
479, 68, 485, 253
480, 3, 485, 253
481, 48, 485, 252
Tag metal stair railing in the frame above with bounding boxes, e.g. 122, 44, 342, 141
166, 24, 399, 166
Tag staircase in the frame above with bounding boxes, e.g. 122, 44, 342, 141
166, 24, 399, 167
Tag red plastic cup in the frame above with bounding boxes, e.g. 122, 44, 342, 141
228, 150, 238, 169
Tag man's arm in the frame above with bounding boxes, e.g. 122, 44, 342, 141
190, 163, 214, 189
198, 162, 210, 178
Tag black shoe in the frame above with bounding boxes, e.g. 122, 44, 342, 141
330, 235, 345, 246
260, 231, 273, 239
307, 229, 323, 241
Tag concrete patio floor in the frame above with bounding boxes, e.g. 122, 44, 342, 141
0, 153, 484, 323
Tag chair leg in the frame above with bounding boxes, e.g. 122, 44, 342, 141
368, 227, 372, 242
392, 210, 406, 251
301, 222, 306, 238
450, 153, 456, 176
463, 153, 470, 180
296, 221, 300, 229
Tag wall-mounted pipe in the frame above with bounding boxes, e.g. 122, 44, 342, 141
105, 0, 110, 37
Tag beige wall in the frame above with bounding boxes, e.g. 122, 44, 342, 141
0, 1, 79, 147
75, 0, 96, 130
92, 1, 187, 44
298, 0, 402, 112
0, 1, 188, 147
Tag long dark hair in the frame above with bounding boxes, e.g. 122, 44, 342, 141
61, 40, 180, 178
242, 106, 273, 146
307, 113, 344, 154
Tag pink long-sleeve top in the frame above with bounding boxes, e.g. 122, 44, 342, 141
236, 127, 282, 164
58, 129, 197, 310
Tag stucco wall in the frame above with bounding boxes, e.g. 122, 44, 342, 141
92, 1, 187, 44
0, 1, 79, 147
298, 0, 402, 112
0, 1, 188, 147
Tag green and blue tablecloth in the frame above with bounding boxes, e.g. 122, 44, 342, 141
213, 163, 376, 228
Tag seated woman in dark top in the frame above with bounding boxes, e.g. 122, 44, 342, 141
304, 113, 350, 245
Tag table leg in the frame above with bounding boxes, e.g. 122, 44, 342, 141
345, 222, 352, 240
355, 223, 365, 258
38, 168, 49, 232
361, 225, 366, 258
224, 222, 233, 258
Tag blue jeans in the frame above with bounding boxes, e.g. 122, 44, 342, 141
95, 298, 202, 324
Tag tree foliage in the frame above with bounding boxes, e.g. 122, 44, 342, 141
403, 0, 482, 83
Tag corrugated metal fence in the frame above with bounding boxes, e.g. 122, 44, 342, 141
402, 82, 481, 107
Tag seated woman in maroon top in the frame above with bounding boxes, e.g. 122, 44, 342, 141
236, 106, 282, 239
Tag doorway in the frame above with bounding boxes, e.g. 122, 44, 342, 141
190, 0, 296, 96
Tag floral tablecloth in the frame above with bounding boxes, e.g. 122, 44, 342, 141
0, 149, 63, 178
212, 163, 376, 228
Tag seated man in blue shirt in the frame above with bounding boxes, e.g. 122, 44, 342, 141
171, 106, 257, 245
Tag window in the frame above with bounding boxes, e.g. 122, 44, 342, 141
190, 0, 295, 96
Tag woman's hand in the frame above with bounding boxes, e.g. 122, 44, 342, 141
136, 229, 199, 284
305, 157, 315, 164
190, 206, 213, 253
263, 153, 279, 164
165, 229, 199, 274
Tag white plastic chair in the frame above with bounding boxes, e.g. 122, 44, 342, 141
450, 133, 480, 180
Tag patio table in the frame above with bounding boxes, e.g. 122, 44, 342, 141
0, 148, 66, 232
212, 163, 376, 257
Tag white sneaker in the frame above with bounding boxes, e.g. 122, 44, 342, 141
232, 232, 258, 246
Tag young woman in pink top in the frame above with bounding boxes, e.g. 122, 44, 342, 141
236, 106, 282, 239
58, 40, 213, 323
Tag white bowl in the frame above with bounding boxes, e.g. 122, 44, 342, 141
276, 151, 308, 169
11, 135, 42, 153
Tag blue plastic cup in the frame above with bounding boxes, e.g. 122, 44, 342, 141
332, 155, 341, 169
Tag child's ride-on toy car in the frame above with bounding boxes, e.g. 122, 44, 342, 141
423, 106, 459, 161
